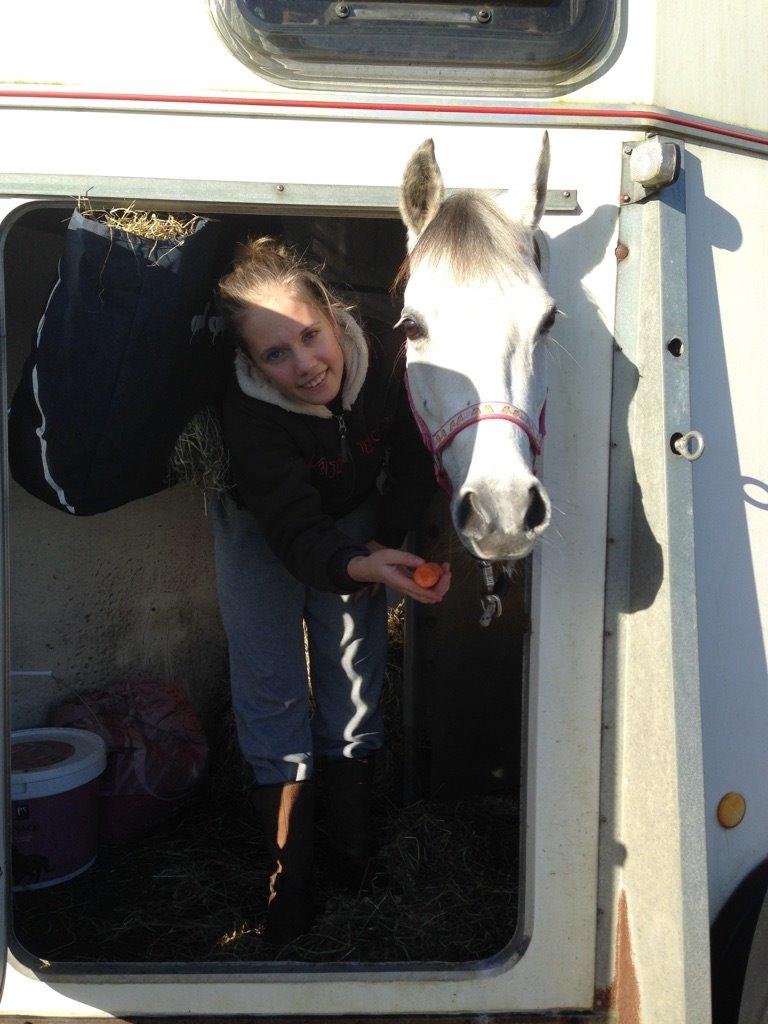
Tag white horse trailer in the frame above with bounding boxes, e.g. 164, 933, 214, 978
0, 1, 766, 1022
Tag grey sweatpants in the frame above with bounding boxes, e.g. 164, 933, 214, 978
211, 494, 388, 786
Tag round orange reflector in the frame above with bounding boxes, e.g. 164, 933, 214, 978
717, 792, 746, 829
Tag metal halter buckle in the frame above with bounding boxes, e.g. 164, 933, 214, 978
480, 592, 503, 628
478, 561, 515, 627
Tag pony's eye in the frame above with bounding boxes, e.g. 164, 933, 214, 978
540, 308, 557, 334
396, 316, 425, 341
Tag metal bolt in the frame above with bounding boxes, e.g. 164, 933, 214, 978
717, 792, 747, 829
615, 242, 629, 261
476, 7, 492, 22
562, 190, 571, 198
276, 184, 285, 192
623, 145, 633, 156
335, 2, 349, 16
620, 192, 631, 204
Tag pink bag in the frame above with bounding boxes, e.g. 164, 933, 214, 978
50, 681, 208, 844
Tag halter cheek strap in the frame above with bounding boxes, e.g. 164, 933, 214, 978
403, 372, 547, 495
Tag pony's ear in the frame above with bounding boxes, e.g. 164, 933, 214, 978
498, 131, 551, 231
399, 139, 445, 250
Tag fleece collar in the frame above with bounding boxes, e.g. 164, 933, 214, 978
234, 308, 369, 419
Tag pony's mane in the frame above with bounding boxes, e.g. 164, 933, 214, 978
397, 191, 533, 289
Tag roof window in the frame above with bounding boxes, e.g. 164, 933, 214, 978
209, 0, 618, 94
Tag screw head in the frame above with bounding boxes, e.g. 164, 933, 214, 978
615, 242, 629, 261
476, 7, 492, 23
335, 2, 350, 16
620, 192, 631, 204
623, 145, 633, 156
276, 184, 285, 192
562, 190, 571, 198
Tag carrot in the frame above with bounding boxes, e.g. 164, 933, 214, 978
413, 562, 442, 589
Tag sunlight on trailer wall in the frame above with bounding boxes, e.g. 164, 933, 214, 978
0, 1, 766, 133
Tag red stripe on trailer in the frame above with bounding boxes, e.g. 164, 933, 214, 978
0, 89, 766, 148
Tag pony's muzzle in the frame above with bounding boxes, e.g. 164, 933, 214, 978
454, 480, 551, 561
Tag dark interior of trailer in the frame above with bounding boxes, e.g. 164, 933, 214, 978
3, 205, 526, 966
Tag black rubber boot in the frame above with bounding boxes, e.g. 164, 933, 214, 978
324, 756, 378, 894
251, 779, 315, 951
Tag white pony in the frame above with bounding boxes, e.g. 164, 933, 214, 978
398, 134, 554, 564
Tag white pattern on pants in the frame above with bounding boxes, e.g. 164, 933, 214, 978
211, 493, 388, 785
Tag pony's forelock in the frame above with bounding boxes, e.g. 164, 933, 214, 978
397, 192, 534, 290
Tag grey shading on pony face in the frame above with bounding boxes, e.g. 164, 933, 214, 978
408, 190, 537, 288
399, 133, 553, 563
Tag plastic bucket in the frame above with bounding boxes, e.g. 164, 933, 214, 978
11, 727, 107, 891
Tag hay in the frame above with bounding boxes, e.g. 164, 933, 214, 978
289, 792, 518, 963
78, 199, 201, 243
168, 406, 230, 494
13, 773, 517, 964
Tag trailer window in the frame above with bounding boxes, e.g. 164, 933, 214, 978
208, 0, 617, 94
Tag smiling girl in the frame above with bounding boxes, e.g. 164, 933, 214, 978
213, 237, 450, 951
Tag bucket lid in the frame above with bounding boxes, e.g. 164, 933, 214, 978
11, 728, 106, 788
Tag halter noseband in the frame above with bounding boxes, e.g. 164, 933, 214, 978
403, 373, 546, 496
431, 400, 543, 460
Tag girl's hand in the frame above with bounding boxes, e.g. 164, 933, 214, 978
350, 540, 386, 601
347, 549, 451, 605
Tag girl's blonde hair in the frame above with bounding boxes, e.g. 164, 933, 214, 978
217, 236, 353, 338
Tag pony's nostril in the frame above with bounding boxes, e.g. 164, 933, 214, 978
457, 492, 474, 531
524, 485, 547, 532
457, 491, 487, 532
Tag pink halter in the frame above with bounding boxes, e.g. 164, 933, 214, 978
404, 372, 546, 495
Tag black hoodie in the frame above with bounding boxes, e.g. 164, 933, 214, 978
222, 311, 437, 593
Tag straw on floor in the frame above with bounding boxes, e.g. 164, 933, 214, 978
13, 604, 519, 964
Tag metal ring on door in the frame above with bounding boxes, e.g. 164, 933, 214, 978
671, 430, 705, 461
